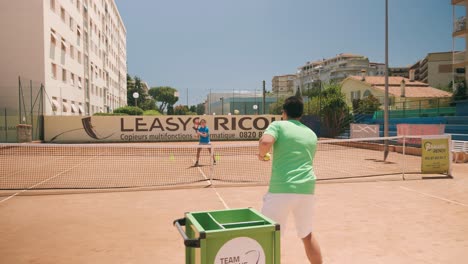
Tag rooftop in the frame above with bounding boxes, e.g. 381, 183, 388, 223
347, 76, 452, 98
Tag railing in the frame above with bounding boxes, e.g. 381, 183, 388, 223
454, 16, 466, 33
373, 98, 455, 119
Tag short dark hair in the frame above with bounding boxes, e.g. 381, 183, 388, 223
283, 96, 303, 118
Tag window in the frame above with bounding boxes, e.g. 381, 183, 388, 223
363, 90, 371, 98
62, 99, 68, 112
69, 45, 74, 59
78, 77, 82, 89
351, 91, 361, 100
60, 7, 65, 21
71, 101, 77, 114
50, 0, 55, 11
77, 51, 82, 63
51, 63, 57, 79
62, 68, 67, 82
78, 103, 84, 115
439, 64, 453, 74
70, 72, 75, 86
76, 28, 81, 46
76, 0, 81, 13
51, 97, 59, 112
50, 33, 56, 60
60, 39, 66, 64
69, 17, 74, 31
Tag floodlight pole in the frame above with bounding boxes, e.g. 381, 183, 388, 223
220, 97, 224, 115
262, 80, 266, 114
384, 0, 389, 161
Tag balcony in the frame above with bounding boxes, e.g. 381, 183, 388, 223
452, 0, 466, 5
453, 17, 467, 37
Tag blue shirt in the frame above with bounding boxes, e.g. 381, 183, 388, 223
198, 126, 210, 144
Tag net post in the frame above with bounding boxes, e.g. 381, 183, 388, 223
4, 108, 7, 142
448, 134, 453, 177
402, 135, 406, 180
210, 144, 215, 182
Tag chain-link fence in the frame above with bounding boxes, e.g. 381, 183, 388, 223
0, 77, 44, 142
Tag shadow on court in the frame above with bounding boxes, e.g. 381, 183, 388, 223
0, 164, 467, 264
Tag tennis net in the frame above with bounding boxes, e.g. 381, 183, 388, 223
0, 136, 450, 191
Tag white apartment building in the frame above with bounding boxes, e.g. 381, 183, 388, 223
271, 74, 296, 96
452, 0, 468, 85
0, 0, 127, 116
294, 53, 385, 94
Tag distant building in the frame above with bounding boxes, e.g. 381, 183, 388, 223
205, 92, 279, 115
294, 53, 385, 95
341, 75, 452, 109
272, 74, 295, 96
452, 1, 468, 87
410, 52, 465, 89
389, 67, 410, 78
141, 82, 150, 94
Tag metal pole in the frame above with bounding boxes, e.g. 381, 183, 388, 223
452, 5, 455, 93
384, 0, 390, 161
30, 80, 33, 136
208, 89, 211, 115
220, 97, 224, 115
40, 84, 44, 141
18, 76, 22, 124
187, 87, 188, 106
4, 108, 7, 142
262, 80, 266, 114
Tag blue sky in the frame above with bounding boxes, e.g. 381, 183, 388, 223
115, 0, 460, 105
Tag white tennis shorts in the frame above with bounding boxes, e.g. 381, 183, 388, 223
261, 192, 315, 238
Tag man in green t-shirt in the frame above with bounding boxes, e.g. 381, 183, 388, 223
258, 96, 322, 264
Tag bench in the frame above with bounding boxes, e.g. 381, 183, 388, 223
452, 140, 468, 163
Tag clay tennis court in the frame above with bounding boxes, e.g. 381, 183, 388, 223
1, 141, 467, 263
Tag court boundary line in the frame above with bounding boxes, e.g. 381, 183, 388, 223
0, 154, 103, 204
398, 186, 468, 208
193, 158, 229, 209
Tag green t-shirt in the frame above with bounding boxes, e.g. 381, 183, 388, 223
264, 119, 317, 194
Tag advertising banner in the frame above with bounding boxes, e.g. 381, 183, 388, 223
350, 124, 379, 138
44, 115, 281, 143
421, 137, 450, 174
397, 124, 445, 144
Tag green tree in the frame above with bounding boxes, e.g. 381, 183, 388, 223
114, 106, 144, 116
174, 105, 189, 115
143, 110, 161, 116
148, 86, 179, 113
189, 105, 197, 113
295, 87, 301, 97
167, 105, 174, 115
304, 96, 322, 115
126, 75, 149, 107
126, 74, 135, 105
355, 94, 381, 114
269, 97, 286, 115
139, 98, 157, 111
320, 83, 352, 138
453, 80, 468, 101
196, 103, 205, 115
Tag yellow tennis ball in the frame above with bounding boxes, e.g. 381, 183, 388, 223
263, 153, 271, 161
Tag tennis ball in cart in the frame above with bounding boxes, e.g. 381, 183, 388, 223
264, 153, 271, 161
